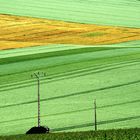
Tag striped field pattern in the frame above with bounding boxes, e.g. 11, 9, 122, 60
0, 0, 140, 27
0, 44, 140, 135
0, 0, 140, 136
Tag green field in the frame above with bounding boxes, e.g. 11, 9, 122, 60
0, 128, 140, 140
0, 0, 140, 27
0, 43, 140, 135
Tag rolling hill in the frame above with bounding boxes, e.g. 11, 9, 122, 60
0, 0, 140, 136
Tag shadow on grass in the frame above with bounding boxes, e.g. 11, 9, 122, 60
0, 79, 140, 109
0, 58, 140, 92
52, 115, 140, 132
0, 99, 139, 125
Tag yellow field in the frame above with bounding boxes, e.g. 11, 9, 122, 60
0, 14, 140, 50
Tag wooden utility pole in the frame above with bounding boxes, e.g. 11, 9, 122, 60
31, 72, 46, 127
94, 99, 97, 131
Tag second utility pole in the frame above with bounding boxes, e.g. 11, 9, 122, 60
94, 99, 97, 131
37, 76, 40, 127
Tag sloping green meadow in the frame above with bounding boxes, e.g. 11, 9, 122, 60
0, 0, 140, 27
0, 43, 140, 135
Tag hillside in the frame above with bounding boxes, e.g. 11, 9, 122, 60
0, 0, 139, 136
0, 44, 140, 135
0, 0, 140, 27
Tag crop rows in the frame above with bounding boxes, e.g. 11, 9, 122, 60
0, 14, 140, 50
0, 0, 140, 136
0, 45, 140, 135
0, 0, 139, 27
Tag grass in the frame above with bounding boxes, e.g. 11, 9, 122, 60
0, 44, 140, 135
0, 14, 140, 50
0, 128, 140, 140
0, 0, 140, 27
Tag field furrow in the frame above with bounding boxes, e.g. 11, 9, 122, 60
0, 44, 140, 135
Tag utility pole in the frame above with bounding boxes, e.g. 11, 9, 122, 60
94, 99, 97, 131
31, 71, 46, 127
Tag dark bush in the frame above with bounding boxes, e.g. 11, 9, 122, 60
26, 126, 50, 134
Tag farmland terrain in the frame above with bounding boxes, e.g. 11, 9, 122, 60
0, 14, 140, 50
0, 0, 140, 27
0, 0, 140, 136
0, 44, 140, 135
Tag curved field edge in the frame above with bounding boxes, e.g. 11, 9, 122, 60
0, 47, 120, 65
0, 0, 140, 27
0, 14, 140, 50
0, 128, 140, 140
1, 40, 140, 59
